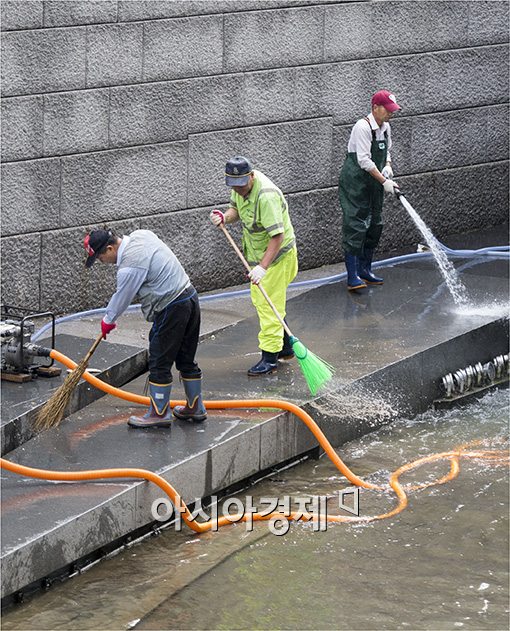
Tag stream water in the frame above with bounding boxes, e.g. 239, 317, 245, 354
2, 388, 508, 631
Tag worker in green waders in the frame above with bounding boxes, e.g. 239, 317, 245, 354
339, 90, 401, 290
210, 156, 298, 376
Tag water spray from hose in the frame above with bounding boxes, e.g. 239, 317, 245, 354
397, 193, 469, 306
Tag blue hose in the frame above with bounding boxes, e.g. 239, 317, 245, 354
31, 243, 509, 342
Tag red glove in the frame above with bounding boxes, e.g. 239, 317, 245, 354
101, 319, 116, 339
209, 209, 225, 226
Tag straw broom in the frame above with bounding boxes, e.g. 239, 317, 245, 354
34, 333, 103, 430
219, 224, 335, 396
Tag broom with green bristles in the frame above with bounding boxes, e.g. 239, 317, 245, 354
220, 224, 335, 396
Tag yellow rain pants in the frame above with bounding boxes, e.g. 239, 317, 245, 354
250, 247, 298, 353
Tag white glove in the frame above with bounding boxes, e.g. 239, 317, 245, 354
209, 209, 224, 226
383, 179, 400, 195
381, 164, 393, 179
248, 265, 266, 285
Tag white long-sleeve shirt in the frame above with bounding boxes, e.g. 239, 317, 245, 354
346, 112, 393, 172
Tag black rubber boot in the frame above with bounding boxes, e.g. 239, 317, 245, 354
358, 248, 383, 285
345, 253, 367, 291
278, 326, 295, 360
248, 351, 278, 376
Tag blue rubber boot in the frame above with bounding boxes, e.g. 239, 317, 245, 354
358, 248, 383, 285
173, 375, 207, 422
248, 351, 278, 376
345, 253, 367, 291
128, 382, 173, 428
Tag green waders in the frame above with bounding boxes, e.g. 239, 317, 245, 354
339, 128, 388, 255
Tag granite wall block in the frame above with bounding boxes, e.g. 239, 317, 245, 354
289, 188, 340, 269
324, 0, 508, 63
117, 0, 341, 22
369, 45, 508, 116
294, 60, 375, 125
109, 46, 508, 151
331, 125, 352, 184
224, 5, 324, 72
43, 89, 110, 156
404, 105, 509, 174
143, 15, 224, 82
187, 117, 334, 208
109, 66, 302, 149
43, 0, 118, 28
242, 67, 297, 126
1, 96, 44, 162
1, 158, 61, 236
1, 27, 87, 97
1, 0, 43, 31
433, 161, 509, 236
468, 0, 510, 45
59, 142, 188, 227
324, 1, 472, 62
86, 22, 144, 88
0, 233, 42, 311
485, 103, 510, 162
109, 74, 245, 147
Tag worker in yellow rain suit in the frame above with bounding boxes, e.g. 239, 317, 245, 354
210, 156, 298, 375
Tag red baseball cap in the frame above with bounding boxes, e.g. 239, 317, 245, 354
83, 229, 112, 267
371, 90, 401, 112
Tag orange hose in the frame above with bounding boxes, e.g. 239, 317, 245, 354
49, 349, 378, 490
1, 350, 507, 532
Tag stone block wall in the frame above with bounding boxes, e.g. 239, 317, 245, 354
1, 0, 508, 314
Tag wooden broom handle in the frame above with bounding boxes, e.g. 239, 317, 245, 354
82, 333, 104, 365
219, 224, 293, 338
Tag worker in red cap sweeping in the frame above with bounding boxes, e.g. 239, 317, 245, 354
83, 228, 206, 428
210, 157, 298, 376
338, 90, 402, 290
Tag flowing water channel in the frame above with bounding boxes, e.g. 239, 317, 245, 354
2, 389, 508, 631
399, 195, 469, 307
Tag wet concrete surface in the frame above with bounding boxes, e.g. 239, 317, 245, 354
1, 335, 147, 455
1, 229, 509, 602
196, 258, 509, 392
